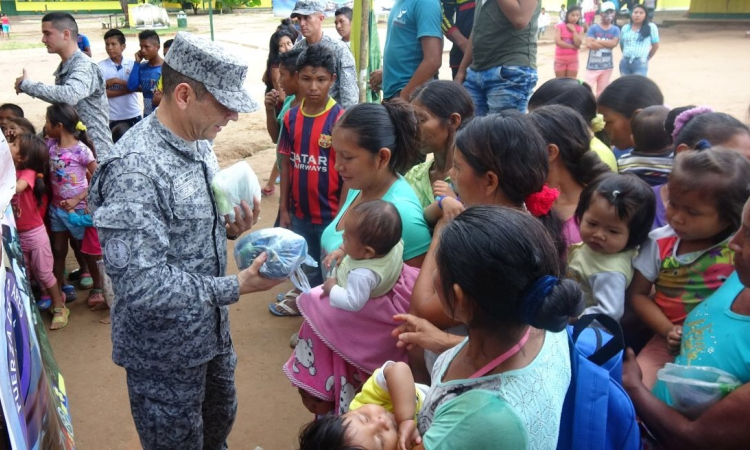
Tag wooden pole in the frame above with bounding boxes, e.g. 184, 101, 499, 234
357, 0, 370, 104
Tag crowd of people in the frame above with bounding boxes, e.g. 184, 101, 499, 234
2, 2, 750, 450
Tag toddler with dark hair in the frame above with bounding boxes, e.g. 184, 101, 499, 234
618, 105, 674, 186
568, 173, 656, 321
322, 200, 404, 311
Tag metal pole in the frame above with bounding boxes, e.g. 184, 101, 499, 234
357, 0, 370, 104
209, 0, 215, 41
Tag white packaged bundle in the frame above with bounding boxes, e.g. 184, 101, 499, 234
211, 161, 261, 221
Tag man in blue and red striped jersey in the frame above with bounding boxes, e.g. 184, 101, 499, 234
279, 43, 347, 288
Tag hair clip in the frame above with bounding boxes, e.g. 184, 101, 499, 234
612, 190, 621, 199
75, 121, 87, 132
36, 173, 44, 179
695, 139, 711, 151
672, 106, 713, 141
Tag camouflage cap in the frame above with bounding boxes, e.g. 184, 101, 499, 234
164, 32, 259, 113
291, 0, 327, 17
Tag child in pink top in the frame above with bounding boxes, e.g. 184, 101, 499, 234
554, 6, 585, 78
45, 103, 104, 309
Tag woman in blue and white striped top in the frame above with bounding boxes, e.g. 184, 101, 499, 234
620, 4, 660, 77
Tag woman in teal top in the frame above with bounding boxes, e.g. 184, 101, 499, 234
394, 207, 584, 449
403, 81, 474, 209
322, 102, 431, 266
622, 198, 750, 448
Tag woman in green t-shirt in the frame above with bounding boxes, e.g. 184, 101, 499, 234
320, 101, 432, 268
404, 80, 474, 209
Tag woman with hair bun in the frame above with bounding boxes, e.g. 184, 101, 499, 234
394, 206, 584, 449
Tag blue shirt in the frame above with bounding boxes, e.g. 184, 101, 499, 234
77, 34, 90, 52
586, 24, 620, 70
127, 61, 163, 116
382, 0, 442, 99
653, 272, 750, 405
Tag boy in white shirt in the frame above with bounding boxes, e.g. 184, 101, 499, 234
538, 7, 551, 39
98, 29, 141, 130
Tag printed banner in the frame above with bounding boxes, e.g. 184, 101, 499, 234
0, 135, 75, 449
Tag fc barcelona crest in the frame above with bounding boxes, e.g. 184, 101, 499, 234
318, 134, 332, 149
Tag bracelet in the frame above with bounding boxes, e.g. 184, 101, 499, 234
437, 195, 446, 210
227, 234, 239, 241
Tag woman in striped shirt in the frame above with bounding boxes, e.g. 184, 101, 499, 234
619, 4, 660, 76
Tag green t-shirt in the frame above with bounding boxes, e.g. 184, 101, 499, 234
320, 176, 432, 261
404, 159, 448, 209
275, 95, 296, 170
471, 0, 541, 71
423, 390, 529, 449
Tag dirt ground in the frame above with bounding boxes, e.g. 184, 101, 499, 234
1, 10, 750, 450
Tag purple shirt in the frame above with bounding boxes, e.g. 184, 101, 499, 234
48, 139, 95, 209
652, 184, 667, 230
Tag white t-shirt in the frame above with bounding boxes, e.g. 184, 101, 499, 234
98, 57, 142, 121
329, 268, 380, 311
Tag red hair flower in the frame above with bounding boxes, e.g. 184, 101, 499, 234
526, 185, 560, 217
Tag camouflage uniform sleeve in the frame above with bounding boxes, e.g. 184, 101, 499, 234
336, 42, 359, 109
90, 160, 240, 311
20, 64, 96, 105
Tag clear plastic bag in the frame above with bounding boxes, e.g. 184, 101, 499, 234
211, 161, 261, 222
234, 228, 318, 292
657, 363, 741, 419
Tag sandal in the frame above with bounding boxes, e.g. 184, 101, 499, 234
88, 289, 106, 310
67, 268, 83, 282
37, 296, 52, 311
79, 272, 94, 290
268, 297, 301, 317
275, 289, 300, 302
50, 307, 69, 330
62, 284, 77, 302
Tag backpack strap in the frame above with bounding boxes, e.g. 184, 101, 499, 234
572, 314, 625, 366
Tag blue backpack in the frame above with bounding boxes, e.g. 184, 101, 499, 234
556, 314, 642, 450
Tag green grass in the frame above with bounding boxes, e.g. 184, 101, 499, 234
0, 40, 45, 51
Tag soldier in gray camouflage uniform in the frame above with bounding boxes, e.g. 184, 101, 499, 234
292, 0, 359, 109
89, 32, 282, 450
14, 12, 114, 161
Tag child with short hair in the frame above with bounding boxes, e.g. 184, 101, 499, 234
262, 46, 304, 198
651, 106, 750, 229
334, 7, 353, 44
99, 29, 142, 129
537, 8, 551, 39
9, 133, 67, 329
568, 173, 656, 321
322, 200, 404, 311
4, 117, 36, 143
584, 2, 621, 97
0, 103, 24, 136
554, 6, 585, 78
298, 361, 425, 450
618, 105, 674, 186
151, 38, 173, 108
628, 148, 750, 388
278, 44, 347, 288
127, 29, 163, 116
45, 103, 102, 309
